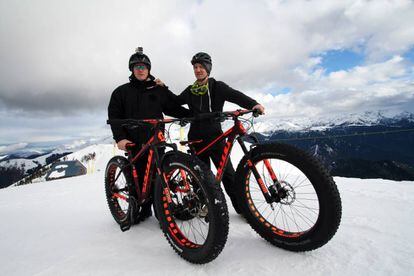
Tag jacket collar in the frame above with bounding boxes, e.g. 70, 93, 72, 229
129, 74, 157, 89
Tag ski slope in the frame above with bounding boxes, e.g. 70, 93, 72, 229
0, 144, 413, 275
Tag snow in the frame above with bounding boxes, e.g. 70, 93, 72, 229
0, 153, 52, 172
252, 110, 414, 133
1, 144, 413, 275
2, 110, 413, 175
0, 136, 114, 172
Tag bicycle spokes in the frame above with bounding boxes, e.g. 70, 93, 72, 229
162, 168, 210, 247
247, 158, 320, 236
107, 165, 129, 218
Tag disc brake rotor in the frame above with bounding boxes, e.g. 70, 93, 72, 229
279, 180, 296, 205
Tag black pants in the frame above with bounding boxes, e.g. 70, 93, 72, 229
193, 139, 240, 211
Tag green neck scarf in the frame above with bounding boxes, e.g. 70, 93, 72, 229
190, 81, 209, 96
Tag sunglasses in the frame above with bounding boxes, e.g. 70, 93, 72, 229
133, 64, 147, 70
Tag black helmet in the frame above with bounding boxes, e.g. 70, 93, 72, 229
191, 52, 212, 74
191, 52, 212, 66
129, 47, 151, 71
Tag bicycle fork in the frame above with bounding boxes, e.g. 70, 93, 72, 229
237, 138, 284, 205
153, 141, 191, 210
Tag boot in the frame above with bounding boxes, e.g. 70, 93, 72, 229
228, 193, 242, 214
138, 202, 152, 222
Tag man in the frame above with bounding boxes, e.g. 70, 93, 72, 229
177, 52, 265, 214
108, 47, 189, 220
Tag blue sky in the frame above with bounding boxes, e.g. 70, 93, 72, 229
264, 46, 413, 96
319, 49, 365, 74
403, 47, 414, 63
333, 46, 414, 67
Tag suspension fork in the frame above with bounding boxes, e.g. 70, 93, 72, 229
152, 137, 191, 209
237, 137, 281, 203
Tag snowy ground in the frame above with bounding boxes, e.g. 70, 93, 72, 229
1, 146, 413, 275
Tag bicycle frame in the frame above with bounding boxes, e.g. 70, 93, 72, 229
109, 118, 180, 206
187, 110, 282, 203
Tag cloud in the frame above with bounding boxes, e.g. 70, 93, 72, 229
0, 109, 109, 144
0, 143, 28, 154
0, 0, 414, 142
0, 86, 109, 114
245, 55, 414, 117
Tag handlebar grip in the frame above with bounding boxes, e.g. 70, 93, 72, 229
107, 119, 146, 128
107, 119, 128, 125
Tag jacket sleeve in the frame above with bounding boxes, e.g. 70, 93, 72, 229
176, 88, 189, 105
162, 88, 192, 118
218, 81, 258, 109
108, 88, 128, 142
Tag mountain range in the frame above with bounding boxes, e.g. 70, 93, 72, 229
253, 111, 414, 181
1, 110, 413, 188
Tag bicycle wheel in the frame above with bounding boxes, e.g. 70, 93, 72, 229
154, 152, 229, 264
105, 156, 139, 225
235, 143, 342, 251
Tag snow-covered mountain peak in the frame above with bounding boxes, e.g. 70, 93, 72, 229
254, 110, 414, 133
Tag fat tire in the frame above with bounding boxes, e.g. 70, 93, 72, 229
154, 152, 229, 264
105, 156, 141, 225
235, 143, 342, 251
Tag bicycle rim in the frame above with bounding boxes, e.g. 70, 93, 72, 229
107, 164, 129, 220
162, 167, 210, 248
246, 158, 320, 237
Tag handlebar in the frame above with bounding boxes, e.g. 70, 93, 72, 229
107, 109, 261, 128
106, 117, 184, 128
191, 109, 261, 121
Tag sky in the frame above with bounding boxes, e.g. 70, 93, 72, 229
0, 0, 414, 145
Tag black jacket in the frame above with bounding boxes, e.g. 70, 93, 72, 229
177, 78, 258, 139
108, 75, 190, 144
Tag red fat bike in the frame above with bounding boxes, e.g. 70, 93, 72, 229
105, 118, 229, 264
180, 110, 342, 252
